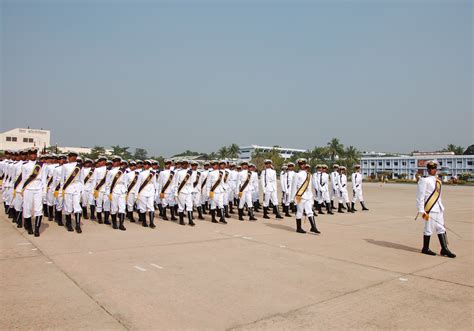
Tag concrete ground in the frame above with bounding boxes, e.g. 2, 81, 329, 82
1, 183, 473, 330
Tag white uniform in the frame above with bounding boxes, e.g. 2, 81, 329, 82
173, 168, 195, 212
330, 170, 340, 201
320, 172, 330, 203
192, 170, 202, 207
45, 163, 57, 208
207, 169, 225, 209
52, 164, 64, 212
312, 171, 322, 204
338, 173, 350, 204
91, 166, 107, 213
105, 167, 127, 214
61, 162, 82, 215
80, 167, 95, 207
251, 171, 259, 205
21, 160, 47, 219
261, 168, 278, 207
228, 169, 238, 203
290, 170, 314, 219
199, 169, 210, 205
237, 169, 253, 209
134, 169, 156, 213
157, 169, 176, 208
124, 169, 139, 212
351, 171, 364, 203
12, 160, 26, 212
417, 176, 445, 236
222, 169, 231, 207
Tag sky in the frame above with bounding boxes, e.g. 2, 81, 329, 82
1, 0, 472, 156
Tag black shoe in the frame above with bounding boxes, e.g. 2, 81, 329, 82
34, 216, 42, 237
351, 202, 357, 212
249, 208, 257, 221
338, 203, 344, 213
16, 211, 23, 228
284, 205, 291, 217
65, 215, 74, 232
346, 203, 354, 213
97, 212, 103, 224
24, 217, 33, 235
421, 236, 436, 255
119, 213, 127, 230
112, 214, 118, 229
197, 207, 204, 220
218, 209, 227, 224
149, 212, 155, 229
188, 211, 195, 226
296, 219, 306, 234
56, 211, 64, 226
224, 206, 231, 218
179, 212, 185, 225
90, 205, 96, 220
170, 208, 178, 221
104, 211, 111, 225
211, 210, 218, 223
162, 208, 169, 220
361, 202, 369, 211
263, 207, 270, 219
238, 209, 244, 221
48, 206, 54, 221
326, 202, 334, 215
129, 211, 136, 222
75, 213, 82, 233
229, 202, 235, 214
438, 233, 456, 258
341, 204, 347, 210
82, 207, 89, 219
141, 213, 148, 227
308, 216, 321, 234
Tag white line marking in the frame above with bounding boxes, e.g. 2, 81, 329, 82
134, 266, 147, 272
45, 261, 53, 264
88, 251, 93, 254
399, 278, 408, 282
214, 230, 220, 233
279, 245, 286, 248
150, 263, 163, 269
31, 248, 38, 251
233, 234, 242, 237
18, 242, 31, 246
242, 236, 253, 240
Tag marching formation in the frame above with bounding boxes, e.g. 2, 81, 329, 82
0, 149, 370, 238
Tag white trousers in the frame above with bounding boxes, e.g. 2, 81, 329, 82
111, 193, 126, 214
238, 191, 253, 209
210, 192, 224, 209
192, 191, 201, 206
161, 193, 176, 208
296, 198, 314, 219
22, 189, 42, 218
81, 189, 94, 207
138, 195, 154, 213
282, 191, 290, 206
424, 212, 446, 236
352, 189, 364, 203
64, 192, 81, 215
177, 192, 193, 212
127, 192, 136, 212
55, 193, 63, 211
13, 192, 23, 211
339, 190, 349, 204
263, 191, 278, 207
321, 190, 330, 203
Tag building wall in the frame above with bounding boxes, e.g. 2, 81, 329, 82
239, 145, 307, 160
0, 128, 50, 151
361, 155, 473, 179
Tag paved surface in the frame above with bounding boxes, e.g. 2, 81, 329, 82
1, 183, 473, 330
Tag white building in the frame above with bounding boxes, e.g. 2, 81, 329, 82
239, 145, 307, 160
0, 128, 50, 151
361, 152, 473, 179
56, 146, 113, 156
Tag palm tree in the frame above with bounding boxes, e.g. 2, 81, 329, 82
344, 145, 361, 172
218, 146, 229, 159
327, 138, 344, 161
228, 144, 240, 159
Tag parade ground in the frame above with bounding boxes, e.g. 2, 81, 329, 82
1, 183, 473, 330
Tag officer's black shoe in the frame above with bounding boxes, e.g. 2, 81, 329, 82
318, 205, 325, 215
170, 208, 178, 221
338, 203, 344, 213
16, 211, 23, 228
263, 207, 270, 219
296, 219, 306, 234
331, 200, 336, 210
229, 202, 235, 214
283, 205, 291, 217
361, 202, 369, 211
111, 214, 118, 229
438, 233, 456, 258
224, 206, 231, 218
34, 216, 43, 237
211, 210, 218, 223
238, 209, 244, 221
8, 208, 14, 219
179, 212, 185, 225
56, 211, 64, 226
421, 235, 436, 255
129, 211, 136, 223
219, 209, 227, 224
326, 202, 334, 215
346, 203, 354, 213
141, 213, 148, 227
119, 213, 127, 231
48, 206, 54, 221
188, 211, 195, 226
65, 215, 74, 232
43, 204, 49, 217
75, 213, 82, 233
308, 216, 320, 234
23, 217, 32, 234
149, 212, 156, 229
249, 208, 257, 221
197, 207, 204, 220
351, 202, 357, 212
104, 212, 111, 225
90, 205, 96, 220
97, 212, 103, 224
82, 207, 88, 219
158, 204, 163, 217
162, 208, 169, 220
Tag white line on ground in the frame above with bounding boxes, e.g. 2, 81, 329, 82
399, 278, 408, 282
134, 266, 147, 272
17, 242, 31, 246
279, 245, 286, 248
45, 261, 53, 264
233, 234, 242, 237
88, 251, 93, 254
150, 263, 163, 269
242, 236, 253, 240
31, 248, 38, 251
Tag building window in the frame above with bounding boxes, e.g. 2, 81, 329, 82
378, 162, 382, 166
402, 161, 406, 166
11, 137, 17, 142
386, 161, 390, 166
394, 161, 398, 166
23, 138, 29, 142
371, 162, 375, 166
6, 137, 11, 141
29, 138, 34, 143
439, 161, 443, 166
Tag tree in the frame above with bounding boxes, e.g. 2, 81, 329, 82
343, 145, 362, 173
445, 144, 464, 155
228, 143, 240, 159
111, 145, 132, 159
173, 150, 200, 157
251, 148, 284, 171
308, 146, 330, 169
89, 146, 106, 159
218, 146, 229, 159
134, 148, 148, 160
327, 138, 344, 161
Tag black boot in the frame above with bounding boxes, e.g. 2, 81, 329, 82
119, 213, 126, 230
43, 204, 49, 217
149, 212, 155, 229
341, 204, 347, 210
249, 208, 257, 221
8, 207, 14, 219
263, 207, 270, 219
141, 212, 148, 227
82, 206, 89, 219
197, 206, 204, 220
170, 207, 177, 221
211, 209, 218, 223
56, 211, 63, 226
97, 212, 103, 224
308, 216, 320, 234
104, 211, 111, 225
338, 203, 344, 213
157, 204, 163, 217
75, 213, 82, 233
48, 206, 54, 221
188, 211, 195, 226
318, 203, 325, 215
162, 207, 168, 220
65, 215, 74, 232
34, 216, 42, 237
346, 203, 354, 213
24, 217, 33, 235
3, 202, 7, 214
218, 208, 227, 224
314, 201, 320, 213
296, 219, 306, 234
351, 202, 357, 212
361, 201, 369, 211
11, 208, 17, 223
229, 202, 235, 214
16, 210, 23, 228
204, 202, 209, 214
202, 204, 207, 215
291, 202, 297, 213
438, 233, 456, 258
90, 205, 96, 220
326, 202, 334, 215
111, 214, 118, 229
421, 235, 436, 255
224, 205, 230, 218
129, 211, 136, 222
179, 212, 185, 225
238, 208, 244, 221
331, 200, 336, 210
284, 205, 291, 217
275, 206, 284, 219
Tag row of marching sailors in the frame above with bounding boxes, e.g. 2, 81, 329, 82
280, 162, 369, 216
282, 158, 369, 234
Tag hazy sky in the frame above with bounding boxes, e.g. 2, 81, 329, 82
1, 0, 472, 156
